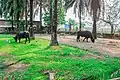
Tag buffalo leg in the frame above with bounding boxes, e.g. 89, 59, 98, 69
76, 36, 80, 42
28, 37, 30, 43
25, 38, 27, 44
83, 37, 86, 42
19, 38, 20, 43
86, 38, 88, 42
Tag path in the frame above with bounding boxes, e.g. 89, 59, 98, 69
36, 34, 120, 58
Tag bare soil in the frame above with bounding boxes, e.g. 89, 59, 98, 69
0, 52, 28, 79
38, 34, 120, 57
4, 61, 28, 73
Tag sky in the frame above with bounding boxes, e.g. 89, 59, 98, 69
65, 7, 79, 23
65, 6, 93, 27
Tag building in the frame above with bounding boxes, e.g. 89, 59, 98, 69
0, 18, 16, 33
0, 18, 41, 33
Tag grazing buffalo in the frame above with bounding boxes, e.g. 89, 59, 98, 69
76, 31, 95, 43
14, 31, 30, 43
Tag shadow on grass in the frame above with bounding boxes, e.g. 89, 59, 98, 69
0, 58, 26, 69
42, 46, 51, 51
0, 59, 5, 71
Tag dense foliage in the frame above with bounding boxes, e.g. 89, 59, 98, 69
43, 0, 65, 26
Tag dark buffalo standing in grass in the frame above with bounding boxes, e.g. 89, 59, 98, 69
76, 31, 95, 43
14, 31, 30, 43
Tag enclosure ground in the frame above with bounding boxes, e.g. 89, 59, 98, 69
1, 34, 120, 79
38, 34, 120, 57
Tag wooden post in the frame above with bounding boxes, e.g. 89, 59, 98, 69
43, 71, 56, 80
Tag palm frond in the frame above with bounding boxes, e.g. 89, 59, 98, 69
65, 0, 75, 10
86, 0, 105, 20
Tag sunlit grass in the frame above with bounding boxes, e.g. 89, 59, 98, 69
0, 34, 120, 80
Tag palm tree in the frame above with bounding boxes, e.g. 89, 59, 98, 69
11, 8, 14, 31
0, 0, 3, 17
2, 0, 24, 32
65, 0, 105, 39
74, 0, 85, 31
49, 0, 59, 46
30, 0, 35, 39
65, 0, 85, 31
39, 0, 42, 31
31, 0, 50, 33
87, 0, 104, 39
49, 0, 53, 34
33, 0, 50, 32
1, 0, 13, 31
25, 0, 28, 31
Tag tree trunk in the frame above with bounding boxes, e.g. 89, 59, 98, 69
79, 16, 81, 31
0, 0, 2, 18
16, 0, 20, 32
16, 12, 20, 32
79, 2, 82, 31
92, 18, 97, 39
50, 0, 59, 46
39, 0, 43, 32
49, 0, 53, 34
92, 8, 97, 39
69, 23, 71, 32
110, 24, 114, 36
99, 18, 114, 37
11, 8, 14, 31
25, 0, 28, 31
11, 15, 14, 31
30, 0, 35, 39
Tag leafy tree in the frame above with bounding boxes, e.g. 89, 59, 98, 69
43, 0, 65, 26
43, 13, 50, 26
33, 0, 50, 32
57, 0, 66, 25
19, 20, 25, 31
43, 11, 65, 26
67, 18, 85, 32
65, 0, 86, 31
64, 0, 105, 39
1, 0, 24, 31
1, 0, 41, 31
68, 18, 75, 32
99, 0, 120, 36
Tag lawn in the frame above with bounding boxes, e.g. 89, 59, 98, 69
0, 34, 120, 80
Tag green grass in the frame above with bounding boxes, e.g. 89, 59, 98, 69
0, 34, 13, 38
0, 34, 120, 80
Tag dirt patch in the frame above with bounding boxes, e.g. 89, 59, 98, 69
59, 53, 104, 60
5, 63, 28, 73
2, 58, 28, 73
1, 60, 28, 80
59, 36, 120, 57
0, 63, 28, 80
39, 35, 120, 57
0, 52, 28, 79
82, 53, 104, 59
0, 52, 9, 56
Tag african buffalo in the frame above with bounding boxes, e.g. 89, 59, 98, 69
76, 31, 95, 43
14, 31, 30, 43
